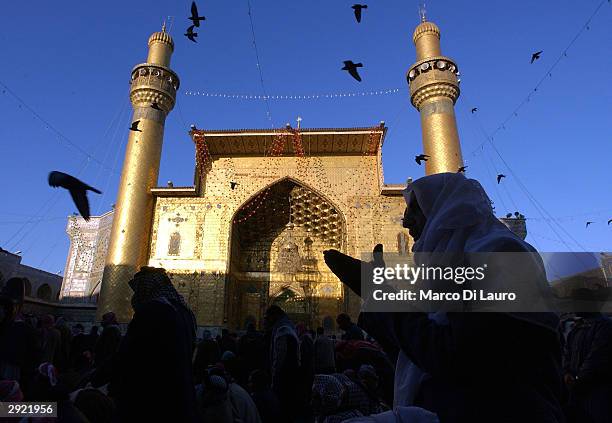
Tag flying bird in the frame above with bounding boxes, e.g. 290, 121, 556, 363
531, 51, 543, 64
351, 4, 368, 23
608, 219, 611, 225
151, 102, 162, 111
586, 221, 594, 228
497, 174, 506, 184
185, 25, 198, 43
230, 181, 239, 190
189, 1, 206, 27
471, 107, 478, 114
48, 171, 101, 221
129, 120, 142, 132
415, 154, 429, 165
341, 61, 363, 82
458, 166, 468, 173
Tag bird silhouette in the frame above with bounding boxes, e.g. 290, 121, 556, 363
351, 4, 368, 23
458, 166, 468, 173
506, 213, 513, 218
185, 25, 198, 43
608, 218, 611, 225
497, 174, 506, 184
129, 120, 142, 132
189, 2, 206, 27
48, 171, 101, 221
415, 154, 429, 165
151, 102, 162, 111
586, 221, 594, 228
531, 51, 543, 64
341, 61, 363, 82
514, 211, 521, 217
471, 107, 478, 114
230, 181, 238, 190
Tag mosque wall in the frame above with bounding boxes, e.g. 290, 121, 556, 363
148, 153, 410, 327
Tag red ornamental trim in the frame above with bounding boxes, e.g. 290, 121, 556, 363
367, 129, 379, 156
193, 134, 211, 177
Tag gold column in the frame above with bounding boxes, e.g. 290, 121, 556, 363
97, 29, 180, 322
407, 20, 464, 175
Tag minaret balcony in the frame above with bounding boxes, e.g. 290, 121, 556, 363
407, 56, 460, 108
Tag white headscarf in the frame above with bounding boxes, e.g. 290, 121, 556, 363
403, 172, 533, 255
394, 173, 558, 407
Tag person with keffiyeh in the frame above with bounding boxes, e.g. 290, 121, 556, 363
110, 266, 198, 422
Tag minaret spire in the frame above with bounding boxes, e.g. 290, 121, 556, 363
97, 29, 180, 322
406, 17, 464, 175
418, 1, 427, 23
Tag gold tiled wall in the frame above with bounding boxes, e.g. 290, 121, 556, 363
149, 154, 410, 326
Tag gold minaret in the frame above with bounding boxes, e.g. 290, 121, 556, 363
407, 13, 464, 174
97, 26, 179, 322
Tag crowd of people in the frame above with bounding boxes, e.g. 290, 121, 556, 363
1, 172, 611, 423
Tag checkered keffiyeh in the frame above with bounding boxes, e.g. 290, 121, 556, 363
129, 267, 188, 309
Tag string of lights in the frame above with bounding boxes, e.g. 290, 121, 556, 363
469, 0, 610, 157
184, 88, 401, 100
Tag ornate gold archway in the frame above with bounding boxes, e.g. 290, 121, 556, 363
226, 177, 346, 329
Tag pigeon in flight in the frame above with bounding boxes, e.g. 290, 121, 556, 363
608, 218, 611, 225
342, 61, 363, 82
458, 166, 468, 173
531, 51, 543, 64
471, 107, 478, 114
151, 102, 162, 111
129, 120, 142, 132
586, 221, 594, 228
189, 2, 206, 27
185, 25, 198, 43
497, 174, 506, 184
48, 171, 101, 221
415, 154, 429, 165
230, 181, 239, 190
351, 4, 368, 23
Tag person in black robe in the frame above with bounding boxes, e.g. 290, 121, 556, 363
563, 312, 612, 423
264, 305, 300, 421
324, 173, 565, 423
110, 266, 198, 422
0, 278, 41, 396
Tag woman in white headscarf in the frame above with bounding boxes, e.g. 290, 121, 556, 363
324, 173, 564, 423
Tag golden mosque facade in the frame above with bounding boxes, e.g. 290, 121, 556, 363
92, 18, 517, 330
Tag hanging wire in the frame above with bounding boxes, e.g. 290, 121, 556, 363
0, 79, 120, 174
486, 137, 589, 253
469, 0, 610, 157
1, 90, 129, 252
246, 0, 274, 127
95, 110, 131, 214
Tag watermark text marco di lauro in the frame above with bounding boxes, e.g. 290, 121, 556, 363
370, 264, 517, 302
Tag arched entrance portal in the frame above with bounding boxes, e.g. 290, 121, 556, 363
227, 178, 346, 330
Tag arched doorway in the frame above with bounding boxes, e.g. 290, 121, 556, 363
227, 178, 346, 330
36, 283, 52, 301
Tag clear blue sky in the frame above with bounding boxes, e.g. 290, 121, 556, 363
0, 0, 610, 275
